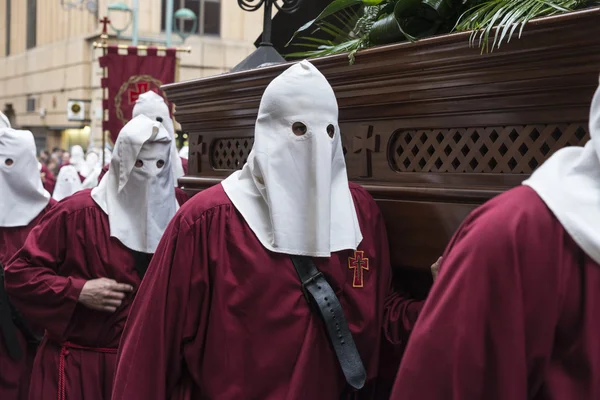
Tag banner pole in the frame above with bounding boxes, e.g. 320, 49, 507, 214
92, 42, 191, 53
93, 25, 187, 149
98, 17, 110, 167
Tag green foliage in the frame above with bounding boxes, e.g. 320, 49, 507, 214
286, 0, 378, 46
455, 0, 585, 52
286, 4, 369, 64
286, 0, 592, 62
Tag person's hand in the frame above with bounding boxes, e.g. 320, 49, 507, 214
78, 278, 134, 312
431, 257, 442, 282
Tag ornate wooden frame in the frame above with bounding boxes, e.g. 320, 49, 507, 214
164, 7, 600, 272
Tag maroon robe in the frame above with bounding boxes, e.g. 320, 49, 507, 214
391, 185, 600, 400
174, 188, 189, 206
0, 200, 55, 400
180, 157, 188, 175
112, 182, 422, 400
97, 165, 109, 183
4, 190, 188, 400
40, 164, 56, 194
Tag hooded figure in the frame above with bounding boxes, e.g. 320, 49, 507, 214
92, 114, 177, 253
391, 80, 600, 400
0, 128, 51, 226
81, 152, 101, 189
4, 115, 179, 400
52, 165, 83, 201
132, 90, 185, 184
0, 128, 54, 400
222, 60, 362, 256
112, 61, 425, 400
69, 145, 86, 175
79, 151, 97, 177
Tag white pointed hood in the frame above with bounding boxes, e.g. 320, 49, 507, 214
70, 145, 86, 174
0, 111, 11, 128
524, 80, 600, 264
92, 114, 178, 253
82, 169, 101, 189
81, 152, 101, 189
0, 128, 51, 227
132, 90, 185, 185
53, 165, 83, 201
222, 60, 362, 257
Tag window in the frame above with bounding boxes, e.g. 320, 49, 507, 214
26, 97, 36, 113
26, 0, 37, 49
203, 0, 220, 35
5, 0, 10, 56
161, 0, 221, 36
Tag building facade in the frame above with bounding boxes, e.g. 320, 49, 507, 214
0, 0, 262, 151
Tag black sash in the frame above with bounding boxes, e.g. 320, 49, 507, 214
130, 251, 153, 280
290, 255, 367, 390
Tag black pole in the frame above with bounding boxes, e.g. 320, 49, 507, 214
261, 0, 273, 46
232, 0, 304, 72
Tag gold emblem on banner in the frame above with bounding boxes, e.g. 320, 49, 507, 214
114, 74, 167, 124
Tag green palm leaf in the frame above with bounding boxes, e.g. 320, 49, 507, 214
297, 36, 336, 46
285, 0, 593, 64
286, 38, 364, 60
286, 0, 385, 46
455, 0, 586, 52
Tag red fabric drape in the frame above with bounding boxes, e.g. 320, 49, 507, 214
99, 45, 176, 143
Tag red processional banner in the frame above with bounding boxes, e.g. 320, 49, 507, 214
99, 45, 176, 143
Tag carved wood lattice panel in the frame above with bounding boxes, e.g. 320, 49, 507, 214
390, 124, 589, 173
210, 138, 255, 170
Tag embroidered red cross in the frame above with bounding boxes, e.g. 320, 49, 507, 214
348, 250, 369, 288
128, 82, 151, 104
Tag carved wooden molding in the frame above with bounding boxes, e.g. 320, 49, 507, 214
352, 125, 381, 178
188, 134, 206, 174
196, 123, 589, 178
211, 137, 254, 170
390, 124, 589, 174
178, 176, 505, 203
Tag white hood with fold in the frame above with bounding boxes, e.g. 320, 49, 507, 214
132, 90, 185, 185
81, 152, 101, 188
53, 165, 83, 201
524, 80, 600, 264
0, 128, 51, 227
92, 114, 178, 253
70, 145, 86, 174
222, 60, 362, 257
